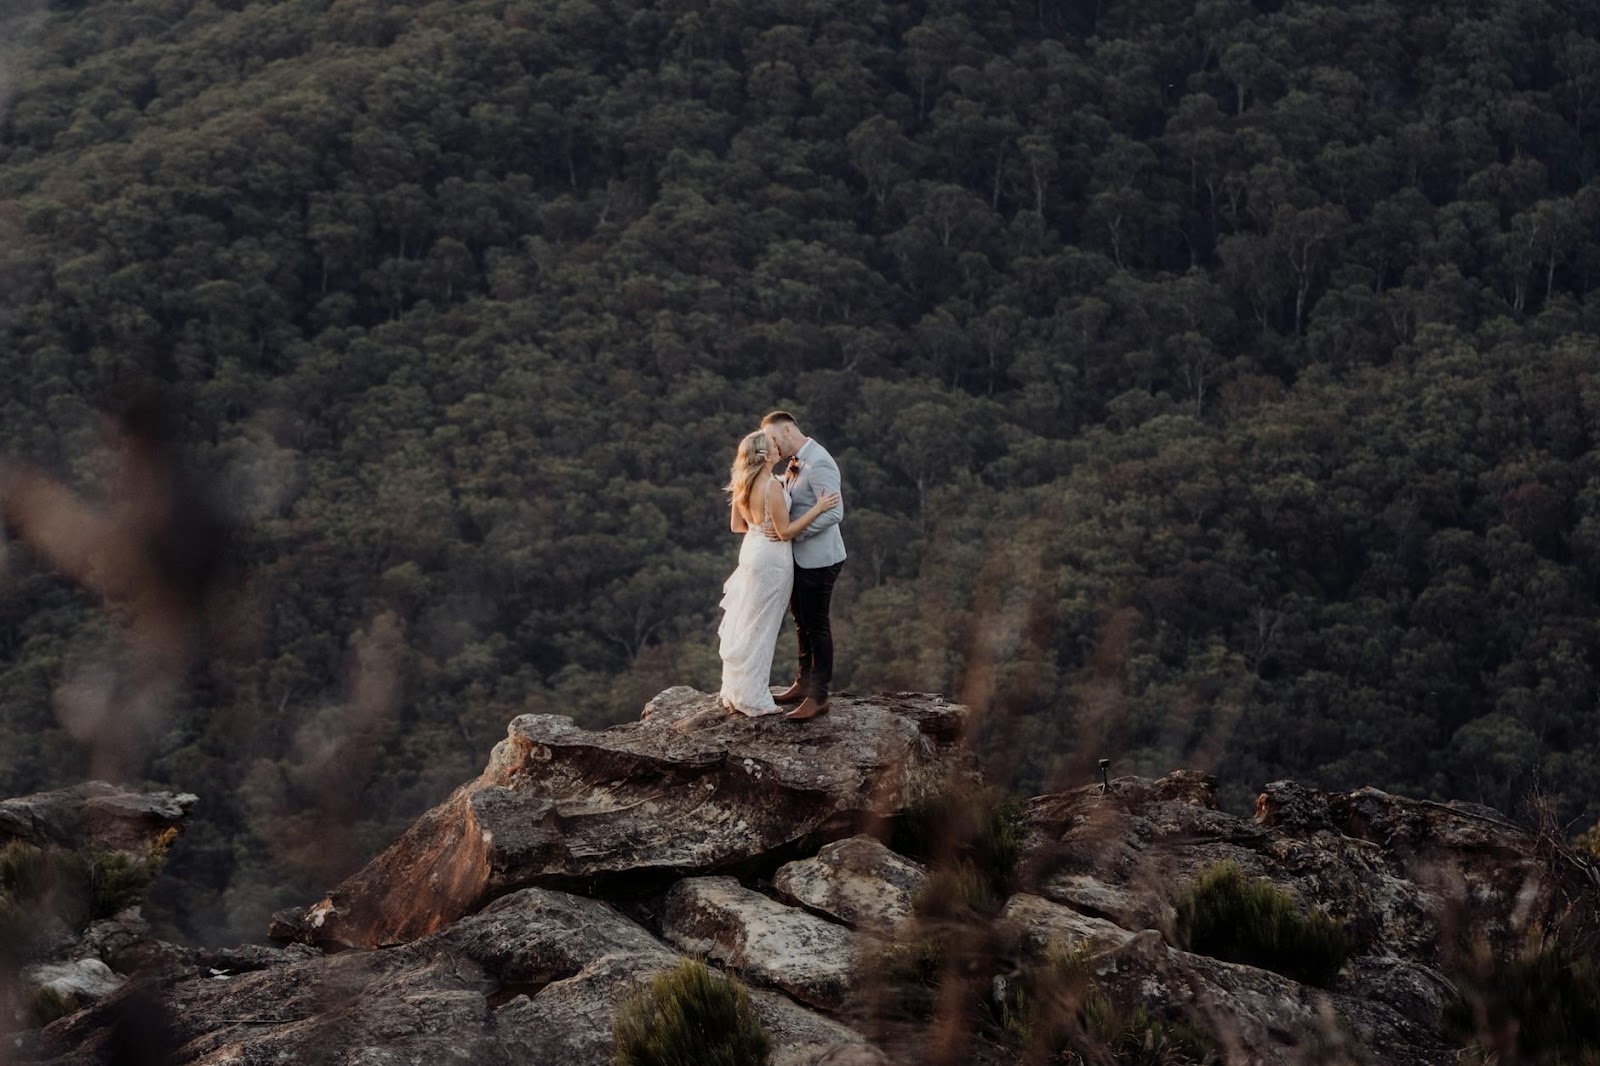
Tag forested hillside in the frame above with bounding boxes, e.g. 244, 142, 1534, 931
3, 0, 1600, 942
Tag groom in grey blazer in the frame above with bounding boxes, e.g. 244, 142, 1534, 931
760, 411, 845, 720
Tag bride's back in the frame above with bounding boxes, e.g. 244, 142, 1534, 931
739, 476, 788, 530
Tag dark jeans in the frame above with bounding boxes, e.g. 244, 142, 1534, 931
791, 561, 843, 700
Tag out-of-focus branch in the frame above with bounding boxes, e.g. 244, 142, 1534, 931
0, 396, 230, 780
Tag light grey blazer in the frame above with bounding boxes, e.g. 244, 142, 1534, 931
787, 438, 846, 569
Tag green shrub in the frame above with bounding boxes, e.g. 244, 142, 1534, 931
1446, 933, 1600, 1064
1001, 947, 1214, 1065
612, 958, 771, 1066
0, 841, 54, 902
0, 840, 162, 933
69, 847, 159, 921
872, 794, 1030, 1041
27, 986, 78, 1029
984, 795, 1028, 881
1175, 863, 1352, 988
1095, 1001, 1216, 1066
879, 935, 945, 988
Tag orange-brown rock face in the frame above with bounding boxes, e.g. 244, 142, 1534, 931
271, 687, 970, 949
268, 785, 495, 948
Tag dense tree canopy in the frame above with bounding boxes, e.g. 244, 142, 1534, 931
3, 0, 1600, 942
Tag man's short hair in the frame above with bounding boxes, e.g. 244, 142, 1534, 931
760, 410, 797, 427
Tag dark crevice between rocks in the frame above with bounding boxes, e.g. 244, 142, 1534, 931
1045, 895, 1137, 934
614, 836, 852, 936
486, 981, 550, 1009
193, 952, 294, 976
473, 809, 881, 938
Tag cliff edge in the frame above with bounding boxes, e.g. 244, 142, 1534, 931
7, 690, 1599, 1065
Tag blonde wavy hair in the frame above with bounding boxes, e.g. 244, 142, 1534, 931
726, 430, 774, 522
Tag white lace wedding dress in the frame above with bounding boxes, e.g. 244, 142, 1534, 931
718, 480, 794, 716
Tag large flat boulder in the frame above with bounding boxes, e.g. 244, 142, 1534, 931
0, 783, 195, 854
773, 835, 927, 932
999, 892, 1137, 954
273, 688, 969, 949
21, 888, 884, 1066
1091, 916, 1454, 1066
662, 876, 859, 1010
18, 959, 124, 1007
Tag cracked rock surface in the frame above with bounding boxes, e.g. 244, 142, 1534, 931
662, 876, 859, 1010
773, 835, 927, 932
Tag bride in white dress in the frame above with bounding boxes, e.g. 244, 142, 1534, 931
719, 429, 841, 717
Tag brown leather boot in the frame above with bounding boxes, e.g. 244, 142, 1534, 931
785, 697, 830, 721
773, 682, 807, 704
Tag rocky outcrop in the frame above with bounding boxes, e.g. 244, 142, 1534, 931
1254, 778, 1600, 957
1021, 771, 1600, 968
272, 687, 970, 950
1013, 770, 1600, 1065
22, 888, 883, 1066
773, 835, 926, 932
1092, 928, 1451, 1066
0, 782, 195, 854
999, 891, 1453, 1065
2, 785, 195, 1031
13, 695, 1600, 1066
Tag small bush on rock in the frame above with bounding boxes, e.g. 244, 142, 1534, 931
612, 958, 771, 1066
68, 847, 159, 921
0, 841, 53, 902
867, 785, 1027, 1045
1175, 863, 1352, 988
913, 860, 1001, 921
0, 841, 165, 962
866, 912, 1016, 1028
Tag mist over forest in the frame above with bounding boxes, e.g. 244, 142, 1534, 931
3, 0, 1600, 944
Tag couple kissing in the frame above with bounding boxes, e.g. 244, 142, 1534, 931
717, 411, 845, 720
